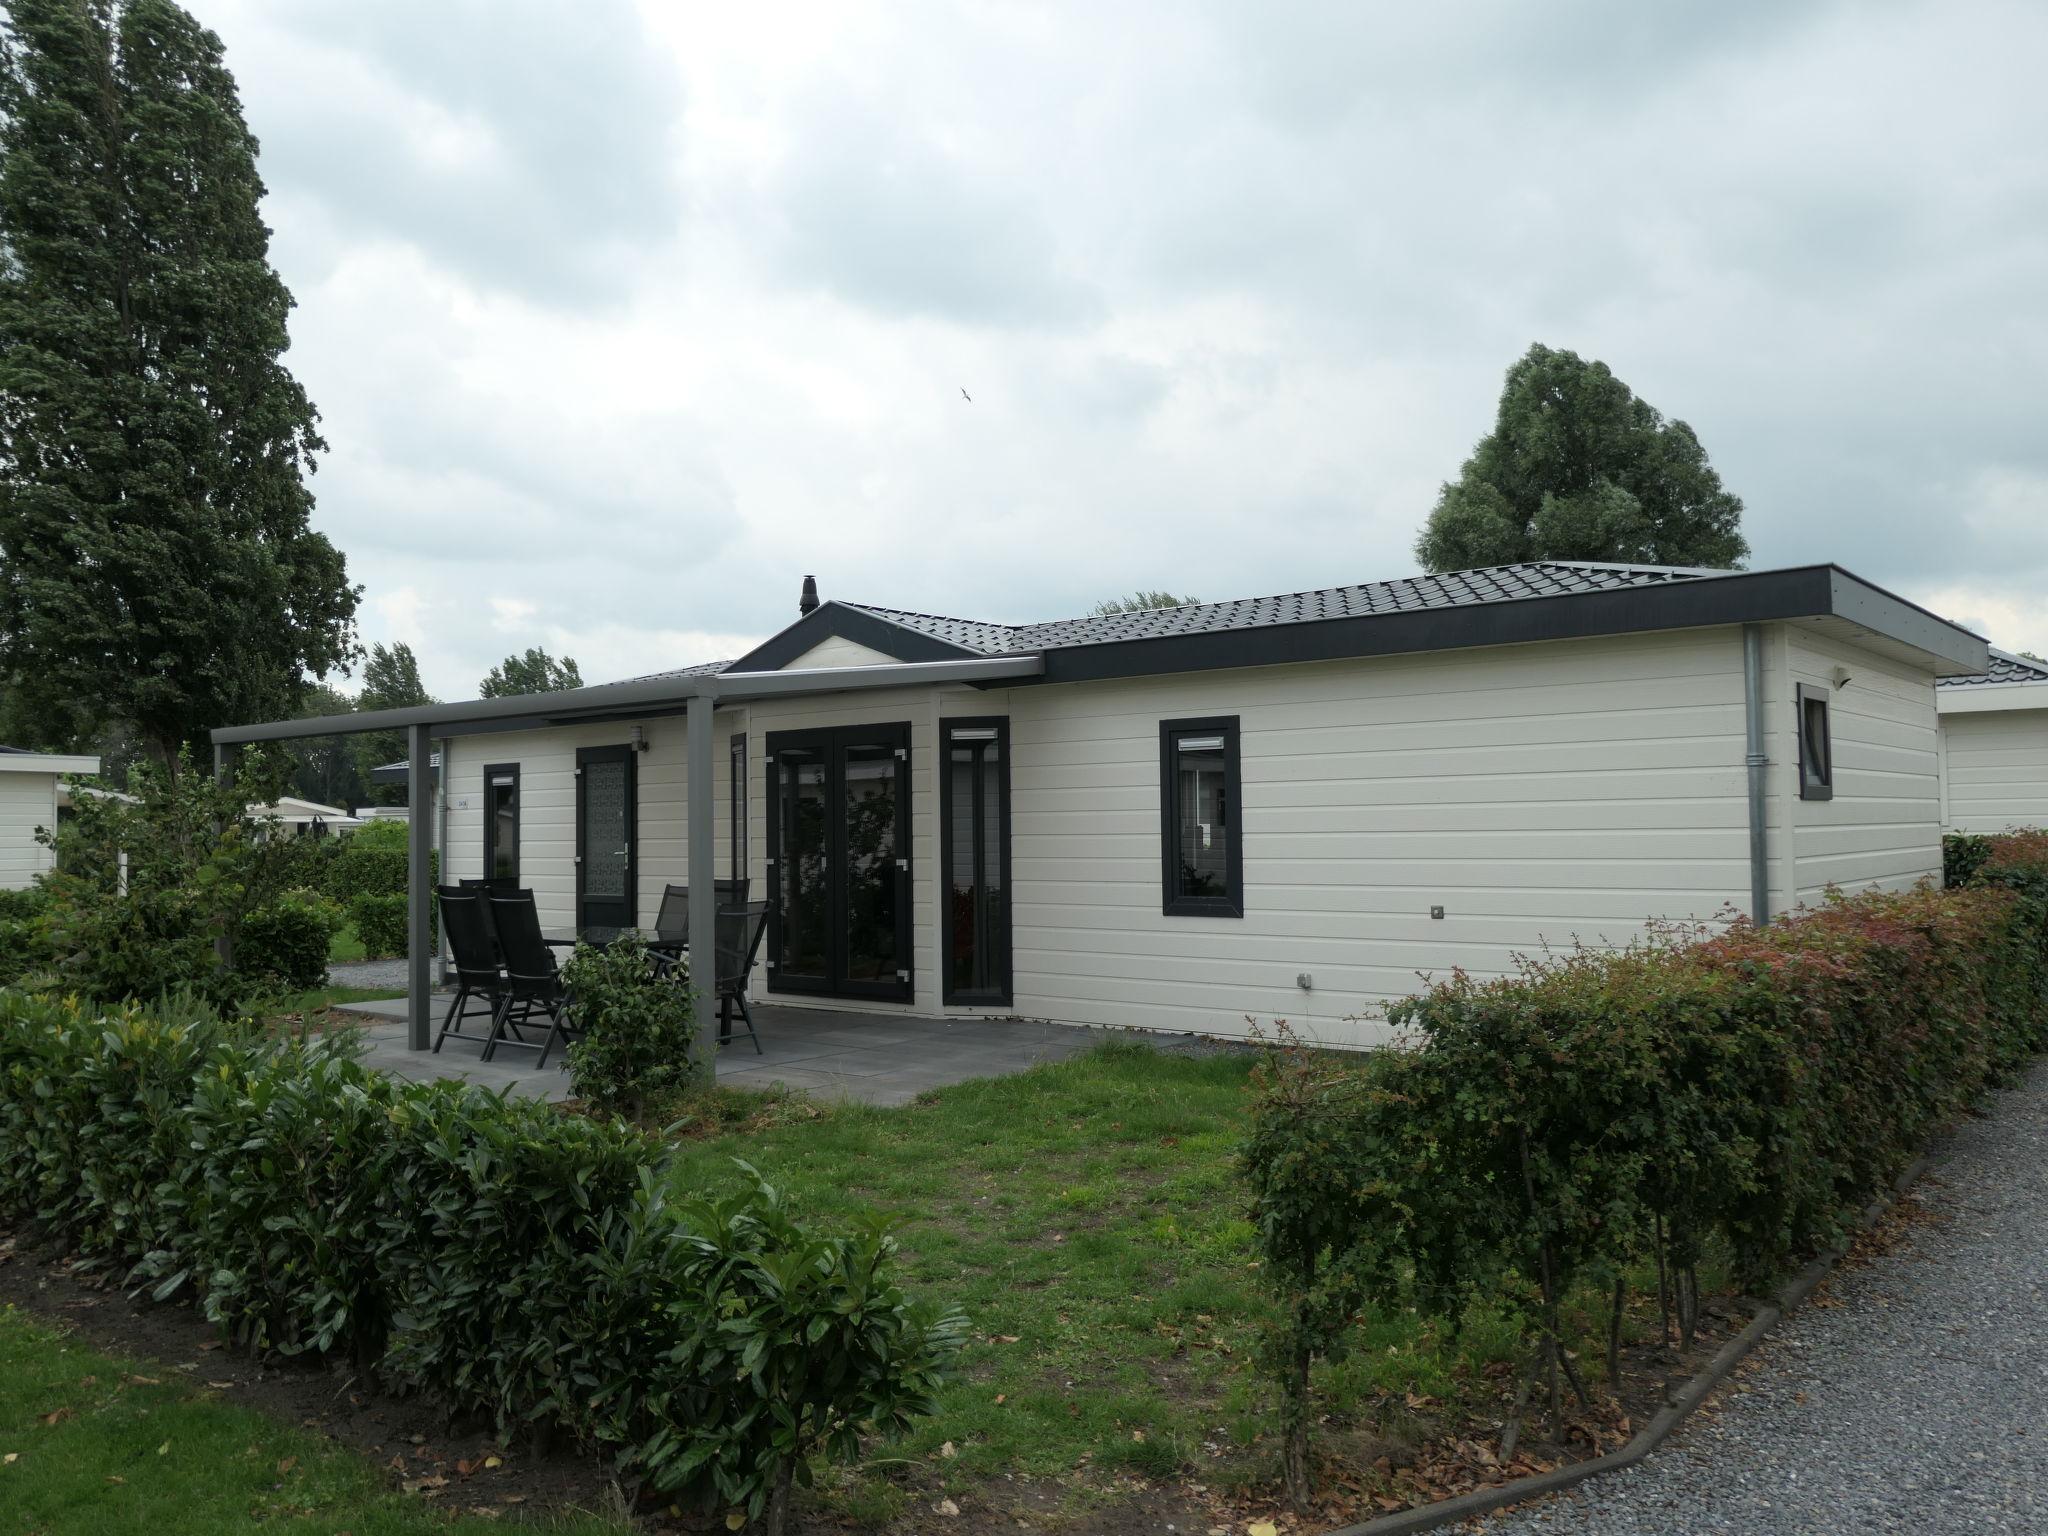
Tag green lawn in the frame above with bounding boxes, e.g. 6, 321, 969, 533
0, 1304, 626, 1536
660, 1043, 1526, 1524
327, 921, 367, 964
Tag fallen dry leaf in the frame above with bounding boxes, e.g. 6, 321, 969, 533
126, 1375, 161, 1387
276, 1456, 297, 1475
2, 1452, 17, 1465
1248, 1522, 1279, 1536
939, 1441, 957, 1459
994, 1394, 1007, 1405
935, 1498, 961, 1517
465, 1510, 502, 1522
41, 1408, 73, 1426
725, 1512, 747, 1531
482, 1454, 501, 1469
206, 1381, 235, 1390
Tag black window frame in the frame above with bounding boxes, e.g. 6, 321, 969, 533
729, 733, 748, 881
482, 762, 520, 884
1796, 683, 1834, 802
1159, 715, 1244, 917
939, 716, 1012, 1006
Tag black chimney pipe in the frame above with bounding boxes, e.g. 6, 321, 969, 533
798, 574, 819, 616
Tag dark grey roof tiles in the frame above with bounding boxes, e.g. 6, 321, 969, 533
1938, 648, 2048, 688
842, 561, 1727, 656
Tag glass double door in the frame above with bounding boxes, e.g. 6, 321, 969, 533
766, 724, 911, 1001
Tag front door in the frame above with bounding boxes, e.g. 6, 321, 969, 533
576, 744, 637, 932
766, 724, 911, 1001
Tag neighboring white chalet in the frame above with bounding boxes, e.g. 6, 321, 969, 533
1937, 649, 2048, 834
0, 747, 101, 890
218, 561, 1988, 1054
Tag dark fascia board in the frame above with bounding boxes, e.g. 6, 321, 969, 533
1026, 566, 1987, 687
724, 600, 985, 672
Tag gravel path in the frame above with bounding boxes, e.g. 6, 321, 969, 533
327, 958, 409, 990
1475, 1057, 2048, 1536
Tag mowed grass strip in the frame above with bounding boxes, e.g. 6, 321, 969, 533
660, 1041, 1523, 1520
0, 1304, 626, 1536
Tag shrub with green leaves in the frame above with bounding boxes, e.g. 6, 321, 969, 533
1944, 830, 1994, 888
563, 934, 698, 1114
1243, 839, 2048, 1506
0, 989, 960, 1528
0, 884, 50, 986
33, 748, 312, 1006
347, 891, 410, 959
237, 887, 345, 993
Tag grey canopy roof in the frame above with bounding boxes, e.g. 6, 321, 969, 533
1937, 648, 2048, 688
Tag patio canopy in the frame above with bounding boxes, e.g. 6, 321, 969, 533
211, 654, 1045, 1075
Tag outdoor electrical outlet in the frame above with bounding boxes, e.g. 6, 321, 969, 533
1430, 905, 1446, 919
1296, 973, 1313, 991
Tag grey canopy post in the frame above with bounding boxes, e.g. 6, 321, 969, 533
686, 693, 718, 1080
407, 720, 434, 1050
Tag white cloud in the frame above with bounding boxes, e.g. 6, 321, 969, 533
187, 0, 2048, 701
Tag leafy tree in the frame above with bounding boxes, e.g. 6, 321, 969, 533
1089, 591, 1199, 616
0, 0, 360, 770
1414, 344, 1749, 574
480, 646, 583, 697
353, 642, 434, 805
288, 682, 364, 811
37, 744, 302, 1004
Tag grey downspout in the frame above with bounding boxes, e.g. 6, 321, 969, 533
1742, 623, 1770, 927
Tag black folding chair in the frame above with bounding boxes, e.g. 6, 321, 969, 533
484, 890, 580, 1069
459, 875, 521, 962
649, 879, 750, 974
713, 900, 770, 1054
433, 885, 512, 1053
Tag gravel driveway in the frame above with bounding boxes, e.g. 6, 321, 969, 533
1474, 1057, 2048, 1536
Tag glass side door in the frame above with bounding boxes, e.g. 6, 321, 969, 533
575, 744, 637, 931
766, 724, 911, 1001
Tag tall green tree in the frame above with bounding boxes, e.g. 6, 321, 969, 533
1089, 591, 1199, 616
288, 681, 364, 810
480, 646, 583, 697
353, 641, 432, 805
0, 0, 359, 770
1414, 344, 1749, 575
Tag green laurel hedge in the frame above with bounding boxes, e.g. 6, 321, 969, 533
1243, 831, 2048, 1505
0, 994, 961, 1528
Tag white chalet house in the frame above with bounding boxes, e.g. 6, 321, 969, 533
1936, 649, 2048, 834
218, 561, 1987, 1053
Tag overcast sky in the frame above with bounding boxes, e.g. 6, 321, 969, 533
201, 0, 2048, 699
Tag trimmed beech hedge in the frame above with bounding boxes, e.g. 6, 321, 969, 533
0, 994, 961, 1527
1243, 832, 2048, 1505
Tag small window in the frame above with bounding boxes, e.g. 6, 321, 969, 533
1796, 684, 1833, 802
483, 764, 521, 881
1160, 716, 1243, 917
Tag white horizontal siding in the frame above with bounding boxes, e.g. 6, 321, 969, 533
1778, 625, 1943, 911
0, 772, 57, 890
781, 635, 900, 669
1005, 628, 1753, 1049
1941, 708, 2048, 833
443, 714, 741, 940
